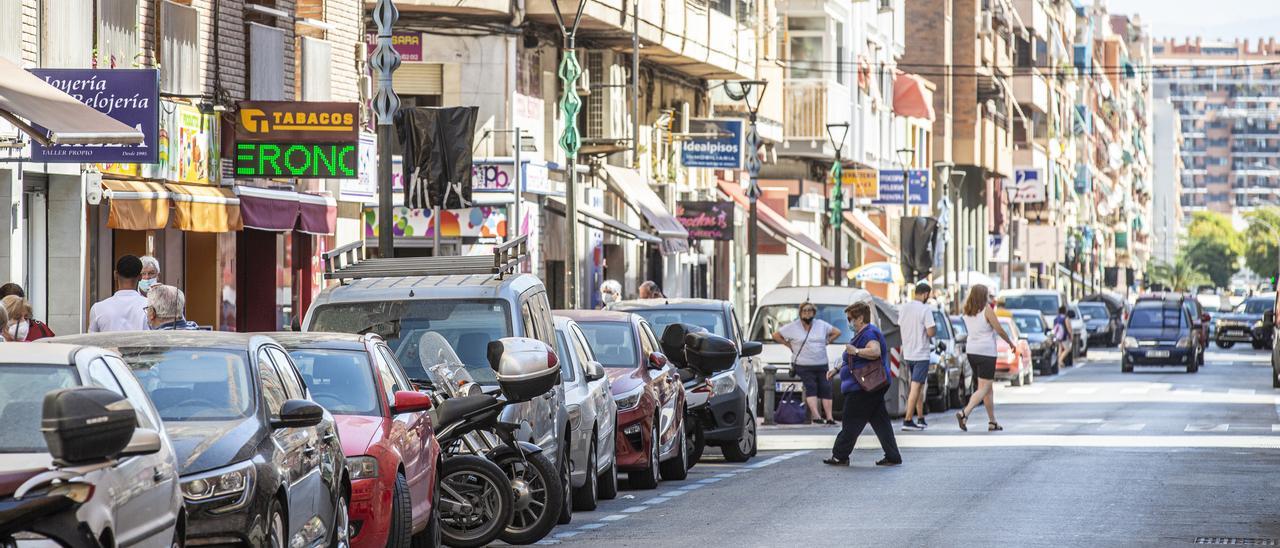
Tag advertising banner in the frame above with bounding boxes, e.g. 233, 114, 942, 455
842, 168, 878, 199
676, 201, 734, 240
363, 206, 507, 239
681, 118, 745, 169
234, 101, 360, 179
142, 101, 217, 184
29, 68, 159, 163
364, 31, 424, 62
873, 169, 930, 206
1011, 168, 1046, 204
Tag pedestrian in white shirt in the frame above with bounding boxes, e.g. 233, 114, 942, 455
898, 282, 937, 431
773, 302, 842, 424
88, 255, 149, 333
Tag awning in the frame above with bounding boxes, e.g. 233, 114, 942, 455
600, 164, 689, 254
298, 192, 337, 236
717, 180, 833, 264
545, 197, 662, 244
843, 210, 897, 260
103, 180, 169, 230
0, 57, 143, 146
165, 184, 242, 233
892, 70, 936, 122
236, 186, 299, 232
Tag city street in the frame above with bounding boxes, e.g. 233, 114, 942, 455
537, 346, 1280, 547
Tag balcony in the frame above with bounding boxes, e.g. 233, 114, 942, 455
779, 79, 851, 158
1014, 0, 1048, 39
388, 0, 510, 15
1013, 69, 1050, 113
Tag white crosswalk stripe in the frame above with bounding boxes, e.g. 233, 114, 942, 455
1185, 423, 1230, 432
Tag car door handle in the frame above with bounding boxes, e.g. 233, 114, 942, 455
303, 444, 317, 457
323, 431, 338, 443
153, 467, 166, 482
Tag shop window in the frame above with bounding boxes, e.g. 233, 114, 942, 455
98, 0, 139, 69
249, 22, 286, 100
42, 0, 93, 68
300, 37, 332, 101
0, 0, 21, 63
160, 0, 199, 95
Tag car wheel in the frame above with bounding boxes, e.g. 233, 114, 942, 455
267, 500, 286, 548
721, 411, 755, 463
170, 513, 185, 548
571, 440, 598, 511
947, 381, 963, 409
1217, 340, 1234, 349
627, 421, 660, 490
329, 490, 351, 548
557, 446, 572, 525
659, 413, 689, 481
597, 450, 619, 500
410, 473, 441, 548
1253, 340, 1264, 350
1010, 366, 1023, 387
1025, 365, 1034, 385
1121, 357, 1133, 373
389, 473, 413, 547
686, 421, 705, 468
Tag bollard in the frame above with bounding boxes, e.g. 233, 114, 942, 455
762, 364, 779, 425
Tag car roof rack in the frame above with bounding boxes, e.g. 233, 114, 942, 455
323, 236, 528, 283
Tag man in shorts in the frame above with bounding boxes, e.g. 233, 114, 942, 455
898, 282, 937, 430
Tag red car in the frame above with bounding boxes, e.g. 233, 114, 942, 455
272, 333, 441, 548
995, 317, 1035, 387
558, 310, 689, 489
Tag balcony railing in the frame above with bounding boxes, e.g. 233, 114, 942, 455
783, 79, 851, 141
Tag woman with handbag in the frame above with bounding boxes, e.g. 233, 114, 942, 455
773, 302, 842, 425
956, 284, 1016, 432
823, 301, 902, 466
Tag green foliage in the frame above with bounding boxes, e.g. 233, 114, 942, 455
1243, 207, 1280, 282
1182, 211, 1244, 288
1146, 258, 1210, 293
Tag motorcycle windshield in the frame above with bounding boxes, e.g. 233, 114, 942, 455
416, 331, 478, 397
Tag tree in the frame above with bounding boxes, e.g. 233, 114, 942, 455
1243, 207, 1280, 282
1147, 258, 1210, 292
1182, 211, 1244, 288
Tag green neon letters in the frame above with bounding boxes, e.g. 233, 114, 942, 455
235, 143, 357, 178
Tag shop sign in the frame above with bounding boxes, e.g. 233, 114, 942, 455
681, 118, 744, 169
363, 206, 507, 239
29, 68, 159, 163
145, 102, 217, 184
345, 132, 379, 201
873, 169, 930, 206
471, 160, 551, 193
235, 101, 359, 143
676, 201, 734, 241
234, 143, 357, 179
1011, 168, 1046, 203
840, 168, 878, 199
364, 31, 423, 62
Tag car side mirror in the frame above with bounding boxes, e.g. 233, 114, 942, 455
935, 341, 947, 352
955, 333, 967, 344
272, 399, 325, 429
647, 352, 668, 370
119, 427, 163, 458
584, 360, 606, 382
740, 341, 764, 357
392, 390, 433, 414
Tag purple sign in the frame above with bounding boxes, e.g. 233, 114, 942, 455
365, 32, 423, 62
29, 68, 159, 163
676, 201, 734, 241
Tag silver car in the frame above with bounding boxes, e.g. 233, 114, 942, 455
0, 343, 183, 547
553, 316, 619, 511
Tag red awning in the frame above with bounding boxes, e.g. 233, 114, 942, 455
892, 70, 936, 122
236, 186, 299, 232
717, 180, 833, 264
298, 192, 337, 236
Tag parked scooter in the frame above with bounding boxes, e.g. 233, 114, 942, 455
659, 323, 741, 467
416, 333, 564, 547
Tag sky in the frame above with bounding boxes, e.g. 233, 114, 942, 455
1106, 0, 1280, 41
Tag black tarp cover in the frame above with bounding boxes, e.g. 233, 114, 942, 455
396, 106, 479, 209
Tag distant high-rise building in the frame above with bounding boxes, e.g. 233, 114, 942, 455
1152, 96, 1184, 265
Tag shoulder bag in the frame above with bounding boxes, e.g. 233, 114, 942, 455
849, 326, 889, 392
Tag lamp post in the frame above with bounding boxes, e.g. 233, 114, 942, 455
726, 80, 767, 315
370, 0, 401, 258
825, 123, 850, 286
551, 0, 587, 308
896, 147, 915, 286
936, 162, 964, 311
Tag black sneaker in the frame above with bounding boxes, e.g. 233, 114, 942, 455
902, 419, 922, 431
875, 458, 903, 466
823, 457, 850, 466
918, 417, 928, 428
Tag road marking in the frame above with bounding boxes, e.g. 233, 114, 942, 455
555, 531, 581, 539
1227, 425, 1272, 432
678, 483, 704, 491
1098, 423, 1145, 432
663, 489, 687, 497
622, 505, 647, 513
1185, 424, 1230, 432
1273, 425, 1280, 433
1120, 386, 1151, 394
696, 477, 722, 484
1018, 386, 1047, 394
578, 523, 605, 530
1174, 388, 1203, 394
1067, 387, 1098, 395
600, 514, 628, 522
713, 473, 736, 478
1228, 388, 1257, 396
642, 497, 670, 505
760, 434, 1280, 450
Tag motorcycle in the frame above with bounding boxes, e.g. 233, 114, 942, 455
415, 333, 564, 547
658, 323, 741, 468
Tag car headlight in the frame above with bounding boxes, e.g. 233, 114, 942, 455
1254, 320, 1264, 329
1098, 324, 1110, 332
347, 456, 379, 480
708, 372, 737, 397
614, 384, 645, 410
1176, 336, 1193, 348
1123, 337, 1138, 349
182, 461, 254, 502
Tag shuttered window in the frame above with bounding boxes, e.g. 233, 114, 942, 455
392, 63, 442, 95
42, 0, 93, 68
0, 0, 20, 63
300, 37, 332, 101
160, 0, 199, 95
249, 23, 286, 100
97, 0, 139, 69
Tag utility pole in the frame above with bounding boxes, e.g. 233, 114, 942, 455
728, 81, 767, 315
551, 0, 586, 308
370, 0, 400, 258
826, 123, 850, 286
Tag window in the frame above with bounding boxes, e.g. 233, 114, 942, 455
290, 348, 380, 416
835, 21, 845, 85
555, 331, 577, 382
102, 356, 160, 430
629, 309, 728, 339
0, 366, 79, 452
300, 37, 333, 101
43, 0, 93, 68
86, 359, 126, 396
120, 348, 254, 422
531, 292, 555, 346
249, 23, 286, 100
521, 300, 539, 341
576, 322, 639, 368
98, 0, 139, 69
0, 0, 23, 63
160, 0, 199, 95
639, 322, 659, 355
258, 351, 288, 418
373, 348, 407, 406
267, 347, 305, 400
570, 324, 596, 363
377, 346, 413, 390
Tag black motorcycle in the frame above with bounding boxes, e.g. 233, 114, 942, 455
659, 323, 740, 467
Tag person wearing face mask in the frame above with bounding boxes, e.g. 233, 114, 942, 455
1, 295, 55, 341
773, 302, 842, 424
600, 279, 623, 308
138, 255, 161, 295
824, 301, 902, 466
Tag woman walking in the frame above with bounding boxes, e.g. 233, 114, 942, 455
956, 285, 1016, 432
773, 302, 842, 424
823, 302, 902, 466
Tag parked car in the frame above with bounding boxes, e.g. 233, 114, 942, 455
269, 332, 441, 548
304, 268, 572, 524
51, 332, 350, 547
949, 315, 968, 354
1006, 308, 1058, 375
1122, 298, 1203, 373
552, 316, 619, 510
559, 310, 689, 489
1132, 292, 1207, 369
1067, 304, 1089, 360
0, 344, 184, 547
608, 298, 762, 462
1214, 294, 1276, 349
998, 289, 1083, 362
927, 308, 971, 411
995, 317, 1034, 386
1076, 300, 1121, 347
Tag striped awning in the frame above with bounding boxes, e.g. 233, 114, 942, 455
103, 180, 169, 230
166, 184, 242, 233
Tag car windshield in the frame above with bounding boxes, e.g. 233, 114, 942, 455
950, 318, 966, 337
0, 365, 80, 453
575, 322, 638, 369
310, 299, 512, 384
1128, 304, 1184, 329
1240, 299, 1274, 315
119, 348, 254, 422
1077, 303, 1108, 320
628, 309, 728, 339
1012, 314, 1045, 335
1000, 295, 1060, 316
288, 349, 380, 417
750, 304, 854, 343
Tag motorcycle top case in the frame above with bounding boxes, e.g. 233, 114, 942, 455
40, 387, 137, 464
683, 332, 738, 377
488, 338, 561, 403
659, 323, 706, 368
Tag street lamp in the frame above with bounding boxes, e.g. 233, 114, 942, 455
826, 122, 850, 286
550, 0, 587, 308
726, 80, 768, 314
935, 162, 964, 311
896, 147, 916, 285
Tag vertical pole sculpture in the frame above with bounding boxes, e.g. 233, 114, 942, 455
370, 0, 401, 258
552, 0, 586, 308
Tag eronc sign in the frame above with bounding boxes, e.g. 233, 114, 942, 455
234, 101, 359, 179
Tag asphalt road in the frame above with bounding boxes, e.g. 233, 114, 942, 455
533, 345, 1280, 547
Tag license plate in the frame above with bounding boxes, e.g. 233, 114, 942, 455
1147, 350, 1169, 358
776, 381, 802, 392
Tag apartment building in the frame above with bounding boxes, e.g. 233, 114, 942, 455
1152, 95, 1184, 265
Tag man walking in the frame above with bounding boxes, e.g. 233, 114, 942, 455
898, 281, 936, 431
88, 255, 149, 333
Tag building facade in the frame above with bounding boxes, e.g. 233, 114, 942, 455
1152, 95, 1184, 265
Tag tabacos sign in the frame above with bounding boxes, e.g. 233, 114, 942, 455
234, 101, 359, 179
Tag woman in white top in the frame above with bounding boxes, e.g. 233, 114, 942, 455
957, 284, 1015, 432
773, 302, 843, 424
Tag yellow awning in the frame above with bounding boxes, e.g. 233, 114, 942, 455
102, 180, 169, 231
166, 184, 242, 233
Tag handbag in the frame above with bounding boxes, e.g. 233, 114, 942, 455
848, 326, 890, 392
773, 385, 808, 424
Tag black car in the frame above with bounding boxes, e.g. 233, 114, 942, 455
1076, 301, 1121, 347
1122, 299, 1202, 373
1215, 294, 1276, 349
53, 332, 350, 547
1009, 309, 1058, 375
